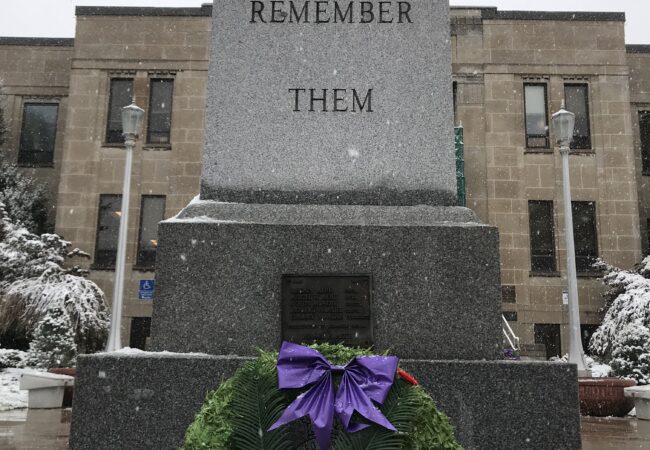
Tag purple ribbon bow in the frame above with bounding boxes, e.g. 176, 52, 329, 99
267, 341, 399, 450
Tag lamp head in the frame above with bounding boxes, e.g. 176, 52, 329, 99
551, 101, 575, 148
121, 102, 145, 139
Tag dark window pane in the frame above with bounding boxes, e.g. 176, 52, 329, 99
640, 111, 650, 174
524, 84, 549, 148
129, 317, 151, 350
572, 201, 599, 272
94, 194, 122, 267
565, 84, 591, 150
501, 285, 516, 303
452, 81, 458, 124
18, 103, 58, 165
534, 324, 561, 359
581, 324, 599, 356
503, 311, 518, 322
106, 79, 133, 144
147, 79, 173, 144
137, 196, 165, 268
529, 200, 556, 272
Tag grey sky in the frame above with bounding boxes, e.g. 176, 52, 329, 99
0, 0, 648, 44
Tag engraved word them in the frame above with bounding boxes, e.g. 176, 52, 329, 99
289, 88, 373, 112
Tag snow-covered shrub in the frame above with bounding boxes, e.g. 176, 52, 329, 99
0, 157, 51, 235
0, 348, 28, 369
3, 268, 108, 353
609, 323, 650, 385
0, 201, 109, 354
589, 256, 650, 382
0, 203, 68, 290
590, 256, 650, 358
26, 303, 77, 369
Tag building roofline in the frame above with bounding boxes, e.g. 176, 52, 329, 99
74, 5, 624, 22
482, 9, 625, 22
626, 45, 650, 54
75, 4, 212, 17
0, 37, 74, 47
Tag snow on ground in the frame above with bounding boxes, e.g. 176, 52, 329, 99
0, 368, 48, 411
106, 347, 211, 357
590, 363, 612, 378
0, 369, 28, 411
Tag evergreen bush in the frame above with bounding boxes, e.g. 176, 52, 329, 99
183, 344, 463, 450
26, 303, 77, 369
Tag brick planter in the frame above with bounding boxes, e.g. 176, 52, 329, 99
579, 377, 636, 417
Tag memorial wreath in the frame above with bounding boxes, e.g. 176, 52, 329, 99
183, 342, 463, 450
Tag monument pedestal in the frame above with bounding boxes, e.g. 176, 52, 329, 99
70, 354, 581, 450
150, 200, 502, 361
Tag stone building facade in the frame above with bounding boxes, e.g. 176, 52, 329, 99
0, 37, 73, 227
0, 5, 647, 356
627, 45, 650, 256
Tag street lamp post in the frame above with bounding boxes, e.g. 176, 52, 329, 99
106, 101, 145, 352
551, 102, 590, 376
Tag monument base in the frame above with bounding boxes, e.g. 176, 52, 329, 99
69, 353, 581, 450
151, 200, 502, 361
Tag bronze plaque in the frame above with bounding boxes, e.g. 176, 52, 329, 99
281, 274, 373, 347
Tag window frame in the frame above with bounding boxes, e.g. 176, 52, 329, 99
93, 194, 122, 269
105, 78, 134, 145
523, 83, 550, 149
528, 200, 557, 274
17, 101, 59, 167
564, 83, 592, 151
135, 195, 166, 270
146, 78, 174, 146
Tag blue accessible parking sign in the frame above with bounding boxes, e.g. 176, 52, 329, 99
139, 279, 155, 300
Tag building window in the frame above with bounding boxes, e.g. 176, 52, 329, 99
529, 200, 556, 273
501, 285, 516, 303
503, 311, 518, 322
94, 194, 122, 268
524, 83, 549, 148
534, 324, 561, 359
640, 111, 650, 175
106, 78, 133, 144
147, 79, 173, 144
581, 324, 599, 355
452, 81, 458, 124
18, 103, 58, 165
129, 317, 151, 350
572, 201, 599, 273
564, 84, 591, 150
137, 195, 165, 268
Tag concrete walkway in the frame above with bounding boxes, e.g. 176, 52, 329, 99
0, 408, 649, 449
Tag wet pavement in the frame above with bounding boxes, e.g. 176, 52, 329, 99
0, 408, 649, 449
582, 416, 650, 449
0, 408, 70, 450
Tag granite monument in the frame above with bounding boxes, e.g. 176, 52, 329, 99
71, 1, 582, 448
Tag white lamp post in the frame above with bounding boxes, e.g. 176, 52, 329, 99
551, 102, 590, 376
106, 101, 145, 352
